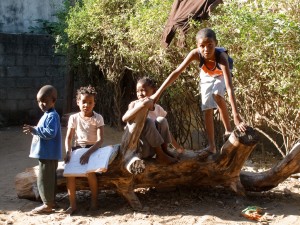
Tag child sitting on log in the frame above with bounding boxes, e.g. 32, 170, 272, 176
64, 85, 105, 214
122, 77, 183, 165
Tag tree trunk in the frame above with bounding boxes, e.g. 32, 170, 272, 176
240, 141, 300, 192
15, 107, 300, 210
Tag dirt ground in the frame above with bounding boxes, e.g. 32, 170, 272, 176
1, 126, 300, 225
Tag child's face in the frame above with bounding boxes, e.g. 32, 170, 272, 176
197, 37, 217, 60
77, 94, 95, 116
136, 82, 155, 100
36, 95, 55, 112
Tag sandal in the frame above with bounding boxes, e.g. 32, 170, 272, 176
30, 204, 53, 214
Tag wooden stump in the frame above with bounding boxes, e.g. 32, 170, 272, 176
15, 106, 300, 210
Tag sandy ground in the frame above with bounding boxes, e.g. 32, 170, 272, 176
1, 126, 300, 225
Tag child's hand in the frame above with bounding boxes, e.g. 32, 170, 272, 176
233, 115, 247, 132
140, 97, 154, 110
236, 121, 247, 132
23, 124, 34, 135
80, 151, 92, 165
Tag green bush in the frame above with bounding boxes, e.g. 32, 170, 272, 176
202, 0, 300, 155
55, 0, 300, 153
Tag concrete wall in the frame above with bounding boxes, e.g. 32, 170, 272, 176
0, 0, 64, 33
0, 33, 67, 126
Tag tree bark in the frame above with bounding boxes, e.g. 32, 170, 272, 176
240, 141, 300, 192
15, 107, 300, 210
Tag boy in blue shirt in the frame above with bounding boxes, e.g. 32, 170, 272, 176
23, 85, 62, 214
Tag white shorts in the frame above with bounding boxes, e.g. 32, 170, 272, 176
200, 75, 226, 111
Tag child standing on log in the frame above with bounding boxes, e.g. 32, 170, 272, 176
64, 85, 105, 214
23, 85, 62, 214
152, 28, 247, 158
122, 77, 182, 165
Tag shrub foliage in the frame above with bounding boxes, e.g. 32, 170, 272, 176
55, 0, 300, 154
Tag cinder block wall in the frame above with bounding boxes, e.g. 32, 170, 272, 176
0, 33, 66, 126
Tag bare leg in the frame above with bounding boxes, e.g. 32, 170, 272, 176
214, 94, 232, 134
66, 177, 77, 214
203, 109, 216, 153
87, 172, 98, 209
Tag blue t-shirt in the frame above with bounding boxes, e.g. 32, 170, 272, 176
29, 108, 62, 160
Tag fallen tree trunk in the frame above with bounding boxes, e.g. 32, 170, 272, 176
15, 107, 300, 210
240, 141, 300, 192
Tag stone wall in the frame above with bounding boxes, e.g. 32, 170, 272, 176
0, 33, 66, 126
0, 0, 64, 33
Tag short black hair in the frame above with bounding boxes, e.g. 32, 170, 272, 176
37, 85, 57, 101
137, 76, 157, 90
76, 85, 97, 101
196, 28, 217, 42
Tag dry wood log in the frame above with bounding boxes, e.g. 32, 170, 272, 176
15, 107, 300, 210
240, 140, 300, 192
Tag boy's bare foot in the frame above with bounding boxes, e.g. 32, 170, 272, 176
196, 146, 216, 160
197, 149, 214, 160
202, 146, 216, 154
65, 206, 77, 215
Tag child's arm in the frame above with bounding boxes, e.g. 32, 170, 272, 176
23, 124, 35, 135
151, 49, 199, 103
219, 52, 247, 132
79, 126, 104, 164
64, 127, 75, 163
23, 115, 59, 139
122, 98, 154, 123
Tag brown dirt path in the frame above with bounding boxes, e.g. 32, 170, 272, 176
1, 126, 300, 225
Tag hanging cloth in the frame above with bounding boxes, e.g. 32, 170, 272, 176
161, 0, 223, 48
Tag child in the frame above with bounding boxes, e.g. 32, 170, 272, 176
152, 28, 247, 157
64, 85, 104, 214
23, 85, 62, 214
65, 86, 104, 215
122, 77, 181, 165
